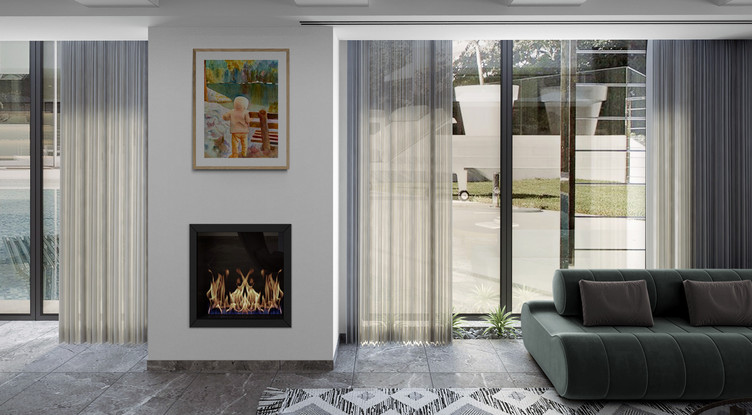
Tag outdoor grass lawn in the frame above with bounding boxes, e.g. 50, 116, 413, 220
453, 178, 646, 217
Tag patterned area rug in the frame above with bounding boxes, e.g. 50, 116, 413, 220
257, 387, 705, 415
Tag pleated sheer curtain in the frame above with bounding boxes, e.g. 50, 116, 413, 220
349, 41, 452, 345
59, 41, 148, 343
647, 40, 752, 268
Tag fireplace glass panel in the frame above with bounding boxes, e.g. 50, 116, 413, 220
190, 224, 291, 327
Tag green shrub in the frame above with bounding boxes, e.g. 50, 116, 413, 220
482, 306, 518, 336
452, 309, 466, 337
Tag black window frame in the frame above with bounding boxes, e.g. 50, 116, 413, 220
0, 41, 59, 321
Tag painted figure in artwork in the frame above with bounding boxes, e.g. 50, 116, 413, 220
222, 96, 252, 158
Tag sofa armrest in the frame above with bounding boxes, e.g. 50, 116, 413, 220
522, 302, 610, 398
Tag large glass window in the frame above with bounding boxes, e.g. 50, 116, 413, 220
0, 42, 31, 315
511, 40, 646, 312
451, 41, 502, 313
450, 40, 646, 314
0, 41, 59, 318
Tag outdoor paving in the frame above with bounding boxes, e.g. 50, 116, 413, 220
452, 199, 645, 314
0, 321, 550, 414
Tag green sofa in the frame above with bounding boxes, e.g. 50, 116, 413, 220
521, 269, 752, 400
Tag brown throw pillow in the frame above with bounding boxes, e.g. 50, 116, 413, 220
683, 280, 752, 326
579, 280, 654, 326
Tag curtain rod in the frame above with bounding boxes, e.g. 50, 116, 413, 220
300, 19, 752, 25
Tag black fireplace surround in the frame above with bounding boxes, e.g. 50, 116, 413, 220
189, 224, 291, 328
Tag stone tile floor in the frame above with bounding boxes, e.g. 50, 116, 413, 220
0, 321, 551, 414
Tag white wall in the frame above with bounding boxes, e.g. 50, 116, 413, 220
337, 41, 349, 336
148, 25, 338, 361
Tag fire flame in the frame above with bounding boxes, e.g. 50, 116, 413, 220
206, 268, 283, 314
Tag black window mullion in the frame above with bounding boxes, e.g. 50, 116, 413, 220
30, 41, 43, 320
500, 40, 513, 312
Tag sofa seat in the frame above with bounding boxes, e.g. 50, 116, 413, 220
521, 269, 752, 400
523, 301, 752, 400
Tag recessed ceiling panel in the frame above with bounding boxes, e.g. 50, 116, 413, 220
74, 0, 158, 7
294, 0, 368, 6
712, 0, 752, 5
505, 0, 586, 5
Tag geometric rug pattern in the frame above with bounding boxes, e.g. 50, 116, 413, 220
257, 387, 705, 415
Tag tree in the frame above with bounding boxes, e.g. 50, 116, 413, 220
453, 41, 500, 87
453, 40, 647, 84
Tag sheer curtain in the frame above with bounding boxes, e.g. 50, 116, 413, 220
648, 40, 752, 268
349, 41, 452, 344
646, 40, 694, 268
59, 41, 148, 343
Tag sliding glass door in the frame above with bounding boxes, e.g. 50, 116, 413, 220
451, 41, 502, 314
451, 39, 647, 315
510, 40, 646, 312
0, 42, 31, 315
0, 41, 59, 319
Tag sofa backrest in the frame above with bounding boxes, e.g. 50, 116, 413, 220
552, 269, 752, 317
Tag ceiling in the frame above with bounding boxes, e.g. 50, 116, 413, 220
1, 0, 752, 40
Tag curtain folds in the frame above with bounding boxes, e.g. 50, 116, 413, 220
59, 41, 148, 343
648, 40, 752, 269
351, 41, 453, 345
646, 41, 694, 268
688, 41, 752, 268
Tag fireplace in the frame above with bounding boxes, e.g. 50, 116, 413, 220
189, 224, 291, 327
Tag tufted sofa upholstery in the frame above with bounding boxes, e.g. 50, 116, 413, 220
521, 269, 752, 400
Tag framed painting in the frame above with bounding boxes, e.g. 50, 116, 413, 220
193, 48, 289, 169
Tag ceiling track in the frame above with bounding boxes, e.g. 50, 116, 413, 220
300, 19, 752, 26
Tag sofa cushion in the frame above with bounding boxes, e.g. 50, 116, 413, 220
579, 280, 654, 326
683, 280, 752, 326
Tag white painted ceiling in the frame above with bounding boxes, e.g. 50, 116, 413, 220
0, 0, 752, 40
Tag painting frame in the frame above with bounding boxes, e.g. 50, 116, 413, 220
192, 48, 290, 170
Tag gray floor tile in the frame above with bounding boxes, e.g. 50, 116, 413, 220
425, 340, 506, 373
29, 321, 59, 330
0, 372, 47, 406
0, 372, 121, 415
54, 343, 147, 373
0, 322, 57, 353
353, 372, 433, 388
165, 372, 274, 415
21, 343, 91, 373
509, 372, 553, 388
356, 344, 429, 373
128, 357, 148, 373
490, 339, 542, 373
333, 344, 356, 373
431, 372, 515, 388
0, 320, 559, 415
271, 371, 353, 389
0, 330, 59, 372
79, 372, 197, 415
